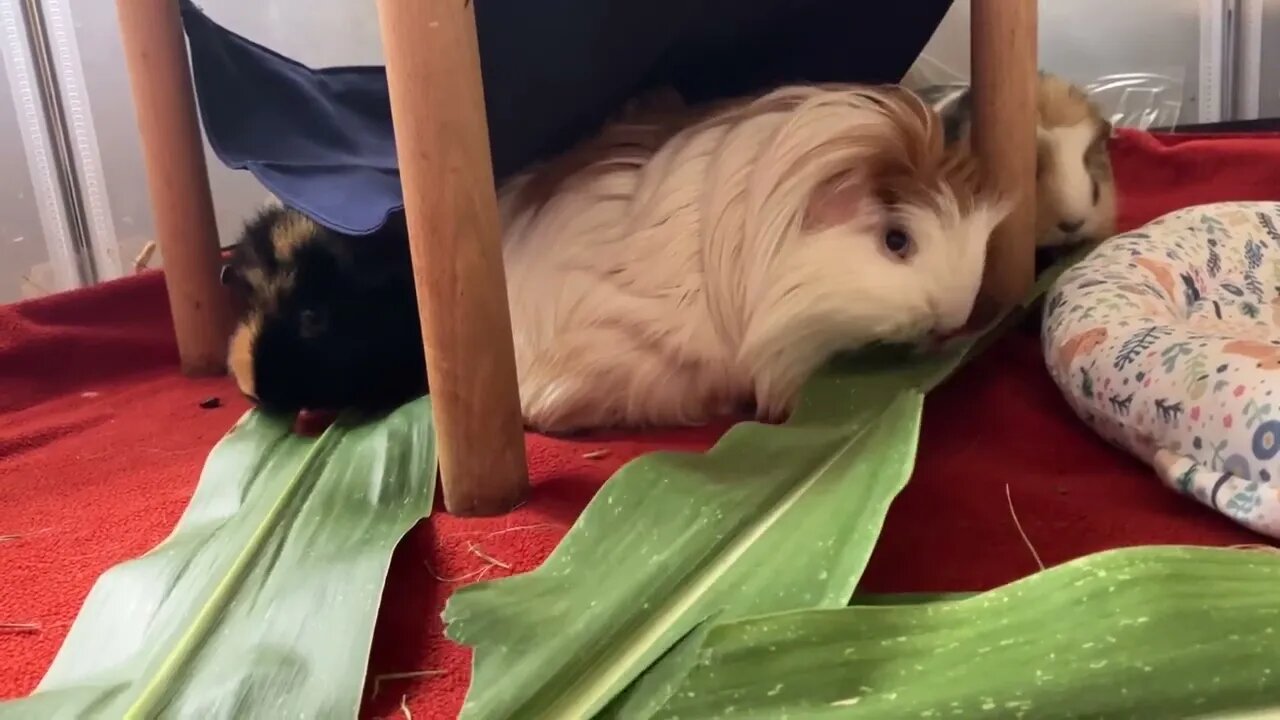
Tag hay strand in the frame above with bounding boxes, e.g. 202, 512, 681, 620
1005, 484, 1045, 571
466, 542, 512, 570
423, 560, 493, 584
371, 669, 444, 698
132, 241, 158, 273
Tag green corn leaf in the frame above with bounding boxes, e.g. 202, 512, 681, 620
593, 273, 1069, 720
442, 244, 1143, 719
655, 546, 1280, 719
444, 373, 926, 719
445, 251, 1092, 720
0, 397, 437, 720
1199, 707, 1280, 720
601, 588, 984, 719
441, 319, 1040, 720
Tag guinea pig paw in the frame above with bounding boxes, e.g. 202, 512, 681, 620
751, 386, 796, 426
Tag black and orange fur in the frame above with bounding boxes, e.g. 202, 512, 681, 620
222, 206, 426, 415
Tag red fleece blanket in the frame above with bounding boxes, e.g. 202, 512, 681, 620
1, 129, 1277, 718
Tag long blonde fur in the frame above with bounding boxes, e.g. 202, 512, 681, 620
499, 84, 1008, 432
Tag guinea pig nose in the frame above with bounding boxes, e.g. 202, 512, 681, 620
1058, 219, 1085, 234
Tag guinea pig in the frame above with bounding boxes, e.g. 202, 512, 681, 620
229, 83, 1008, 433
916, 72, 1118, 255
222, 206, 427, 414
501, 83, 1008, 431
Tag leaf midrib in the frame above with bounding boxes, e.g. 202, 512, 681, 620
121, 416, 345, 719
533, 393, 916, 720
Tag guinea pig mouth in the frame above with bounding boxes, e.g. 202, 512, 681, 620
246, 394, 297, 417
924, 308, 992, 348
252, 386, 415, 419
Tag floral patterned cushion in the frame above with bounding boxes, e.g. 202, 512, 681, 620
1043, 201, 1280, 540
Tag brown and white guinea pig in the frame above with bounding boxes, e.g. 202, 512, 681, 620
227, 83, 1009, 432
502, 83, 1008, 431
916, 72, 1117, 257
222, 206, 427, 415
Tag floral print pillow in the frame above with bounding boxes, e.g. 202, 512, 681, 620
1043, 201, 1280, 540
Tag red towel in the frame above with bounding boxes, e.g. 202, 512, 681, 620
0, 128, 1275, 718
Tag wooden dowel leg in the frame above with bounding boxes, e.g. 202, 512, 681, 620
971, 0, 1038, 307
374, 0, 529, 516
116, 0, 231, 375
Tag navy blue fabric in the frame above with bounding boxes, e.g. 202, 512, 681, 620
180, 0, 953, 235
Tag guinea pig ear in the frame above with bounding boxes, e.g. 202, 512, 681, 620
802, 172, 874, 231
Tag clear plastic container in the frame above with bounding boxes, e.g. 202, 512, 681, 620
1082, 70, 1187, 131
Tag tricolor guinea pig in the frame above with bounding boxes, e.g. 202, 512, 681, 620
229, 83, 1010, 433
917, 72, 1117, 257
222, 206, 426, 414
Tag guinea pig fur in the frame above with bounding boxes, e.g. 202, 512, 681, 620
227, 84, 1009, 433
223, 206, 427, 414
501, 84, 1008, 431
918, 72, 1118, 251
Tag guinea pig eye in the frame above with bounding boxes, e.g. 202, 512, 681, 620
298, 309, 327, 339
220, 264, 248, 290
882, 228, 913, 261
1091, 177, 1101, 205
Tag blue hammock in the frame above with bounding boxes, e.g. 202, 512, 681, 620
179, 0, 952, 235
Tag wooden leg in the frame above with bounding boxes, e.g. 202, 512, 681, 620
116, 0, 231, 376
374, 0, 529, 516
970, 0, 1038, 307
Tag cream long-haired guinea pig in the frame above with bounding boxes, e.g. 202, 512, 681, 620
917, 72, 1117, 250
225, 84, 1008, 433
